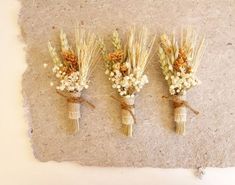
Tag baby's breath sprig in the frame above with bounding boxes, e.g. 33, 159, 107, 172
48, 28, 99, 92
101, 27, 155, 98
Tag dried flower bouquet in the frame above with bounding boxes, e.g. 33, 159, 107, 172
48, 28, 99, 134
100, 27, 155, 137
158, 28, 206, 135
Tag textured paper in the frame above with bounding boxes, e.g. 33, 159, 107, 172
19, 0, 235, 167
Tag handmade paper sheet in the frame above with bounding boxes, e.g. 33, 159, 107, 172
19, 0, 235, 167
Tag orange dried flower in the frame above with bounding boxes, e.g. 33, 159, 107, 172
108, 50, 124, 62
186, 66, 192, 73
120, 64, 128, 75
62, 51, 78, 64
173, 48, 191, 73
166, 47, 172, 54
61, 51, 79, 74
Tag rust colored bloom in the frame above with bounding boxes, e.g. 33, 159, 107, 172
108, 50, 124, 62
61, 51, 79, 74
120, 63, 128, 75
166, 47, 173, 54
173, 48, 191, 73
62, 51, 78, 64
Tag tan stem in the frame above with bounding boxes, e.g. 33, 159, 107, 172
69, 119, 79, 134
174, 94, 187, 135
121, 96, 135, 137
127, 125, 133, 137
176, 121, 185, 135
67, 92, 81, 134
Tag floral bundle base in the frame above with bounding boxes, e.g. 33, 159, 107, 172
100, 27, 155, 137
158, 28, 206, 135
48, 28, 98, 134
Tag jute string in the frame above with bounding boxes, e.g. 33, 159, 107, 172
110, 95, 136, 124
56, 90, 95, 109
162, 95, 199, 115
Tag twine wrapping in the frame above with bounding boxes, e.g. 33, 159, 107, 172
56, 90, 95, 133
163, 94, 199, 135
67, 92, 81, 121
111, 95, 136, 137
56, 90, 95, 109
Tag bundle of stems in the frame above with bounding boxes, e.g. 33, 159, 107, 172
100, 27, 155, 137
158, 27, 206, 135
48, 27, 99, 134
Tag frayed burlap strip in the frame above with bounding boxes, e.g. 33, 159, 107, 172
121, 96, 135, 137
162, 94, 199, 135
174, 94, 187, 135
173, 94, 199, 135
67, 92, 81, 134
56, 90, 95, 134
111, 95, 136, 137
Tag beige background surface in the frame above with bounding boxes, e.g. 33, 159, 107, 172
0, 0, 235, 185
19, 0, 235, 167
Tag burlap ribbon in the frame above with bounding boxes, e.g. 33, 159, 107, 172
56, 90, 95, 109
110, 95, 136, 124
162, 95, 199, 115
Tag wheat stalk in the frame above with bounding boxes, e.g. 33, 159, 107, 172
48, 27, 99, 92
127, 27, 156, 78
75, 27, 100, 86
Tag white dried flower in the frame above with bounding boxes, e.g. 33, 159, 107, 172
101, 27, 155, 97
105, 70, 109, 75
48, 28, 99, 93
110, 72, 114, 77
43, 63, 48, 68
